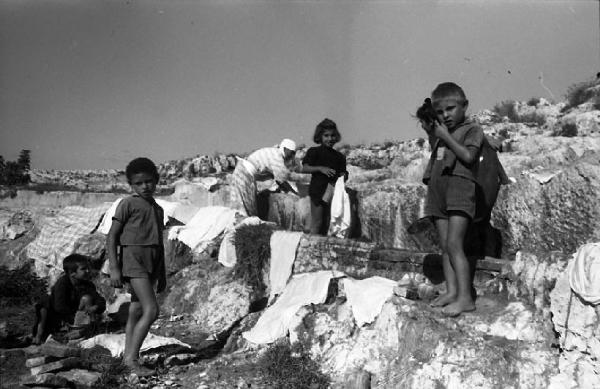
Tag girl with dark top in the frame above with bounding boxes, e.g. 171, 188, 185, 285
302, 118, 348, 235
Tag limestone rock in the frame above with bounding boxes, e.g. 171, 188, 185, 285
492, 155, 600, 257
161, 262, 252, 335
505, 250, 569, 316
57, 369, 102, 388
291, 297, 557, 388
72, 232, 106, 266
550, 267, 600, 388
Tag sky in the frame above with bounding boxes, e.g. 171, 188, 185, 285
0, 0, 598, 170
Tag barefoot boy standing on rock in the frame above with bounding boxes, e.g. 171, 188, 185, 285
107, 157, 166, 376
420, 82, 484, 317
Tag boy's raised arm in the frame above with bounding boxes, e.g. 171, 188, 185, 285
106, 220, 124, 288
433, 123, 479, 165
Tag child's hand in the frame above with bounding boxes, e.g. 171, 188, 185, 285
110, 269, 123, 289
320, 167, 336, 177
157, 277, 167, 293
433, 122, 449, 138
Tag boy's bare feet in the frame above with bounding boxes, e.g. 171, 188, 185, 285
441, 299, 475, 317
123, 360, 155, 377
430, 292, 456, 307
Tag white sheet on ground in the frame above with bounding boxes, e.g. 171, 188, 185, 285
268, 231, 303, 301
105, 292, 131, 314
167, 206, 241, 253
97, 198, 175, 234
568, 243, 600, 304
243, 270, 341, 344
79, 333, 191, 357
218, 216, 271, 267
328, 176, 351, 238
342, 276, 397, 326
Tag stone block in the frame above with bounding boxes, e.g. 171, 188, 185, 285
164, 353, 196, 366
57, 369, 102, 388
25, 355, 58, 368
21, 372, 70, 387
30, 357, 80, 375
40, 342, 81, 358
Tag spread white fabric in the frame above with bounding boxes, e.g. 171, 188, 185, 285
243, 270, 340, 344
568, 243, 600, 305
268, 231, 303, 301
328, 176, 351, 238
79, 333, 190, 357
167, 206, 241, 254
342, 276, 397, 326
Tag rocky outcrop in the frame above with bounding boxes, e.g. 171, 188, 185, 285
550, 265, 600, 388
290, 296, 558, 388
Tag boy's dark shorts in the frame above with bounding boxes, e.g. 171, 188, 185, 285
425, 174, 476, 220
121, 245, 163, 302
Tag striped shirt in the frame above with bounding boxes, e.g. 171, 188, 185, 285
246, 147, 289, 182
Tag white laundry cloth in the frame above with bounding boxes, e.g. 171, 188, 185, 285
268, 231, 304, 301
168, 206, 241, 254
342, 276, 397, 326
79, 333, 190, 358
568, 243, 600, 304
97, 197, 175, 234
218, 216, 271, 268
243, 270, 341, 344
328, 176, 351, 238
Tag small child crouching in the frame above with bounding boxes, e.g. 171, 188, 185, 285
32, 254, 106, 344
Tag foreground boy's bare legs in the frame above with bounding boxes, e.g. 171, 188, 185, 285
123, 278, 159, 375
431, 214, 476, 316
430, 219, 457, 307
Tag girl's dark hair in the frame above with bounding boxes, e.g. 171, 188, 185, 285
313, 118, 341, 144
125, 157, 159, 182
63, 254, 88, 274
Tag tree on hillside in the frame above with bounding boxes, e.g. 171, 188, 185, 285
0, 150, 31, 185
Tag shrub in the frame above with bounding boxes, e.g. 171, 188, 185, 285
258, 342, 330, 389
564, 79, 600, 110
0, 265, 47, 306
557, 122, 578, 137
493, 100, 519, 122
526, 97, 541, 107
234, 224, 276, 295
517, 111, 546, 126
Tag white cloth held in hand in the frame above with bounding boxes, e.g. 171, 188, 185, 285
568, 243, 600, 305
328, 176, 351, 238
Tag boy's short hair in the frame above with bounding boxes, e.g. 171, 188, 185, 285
125, 157, 159, 183
431, 82, 467, 103
63, 254, 88, 274
313, 118, 341, 144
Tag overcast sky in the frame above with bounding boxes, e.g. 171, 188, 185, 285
0, 0, 597, 170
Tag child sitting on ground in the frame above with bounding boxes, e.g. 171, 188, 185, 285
301, 118, 348, 235
420, 82, 484, 317
107, 157, 166, 377
32, 254, 106, 344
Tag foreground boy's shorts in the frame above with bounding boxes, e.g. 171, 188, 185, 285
425, 174, 476, 220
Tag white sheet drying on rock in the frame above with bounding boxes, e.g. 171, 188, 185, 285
568, 243, 600, 304
217, 216, 271, 268
167, 206, 241, 254
328, 176, 351, 238
97, 198, 175, 234
243, 270, 341, 344
79, 333, 191, 357
342, 276, 397, 326
268, 231, 303, 301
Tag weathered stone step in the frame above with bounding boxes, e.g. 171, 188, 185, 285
371, 249, 512, 273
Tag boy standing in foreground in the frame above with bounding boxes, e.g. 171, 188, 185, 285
421, 82, 484, 317
107, 157, 166, 376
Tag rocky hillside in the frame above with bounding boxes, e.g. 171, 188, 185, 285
2, 78, 600, 388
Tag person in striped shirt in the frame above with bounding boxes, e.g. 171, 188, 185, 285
231, 139, 297, 216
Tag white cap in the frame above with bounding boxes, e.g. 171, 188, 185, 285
279, 138, 297, 152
